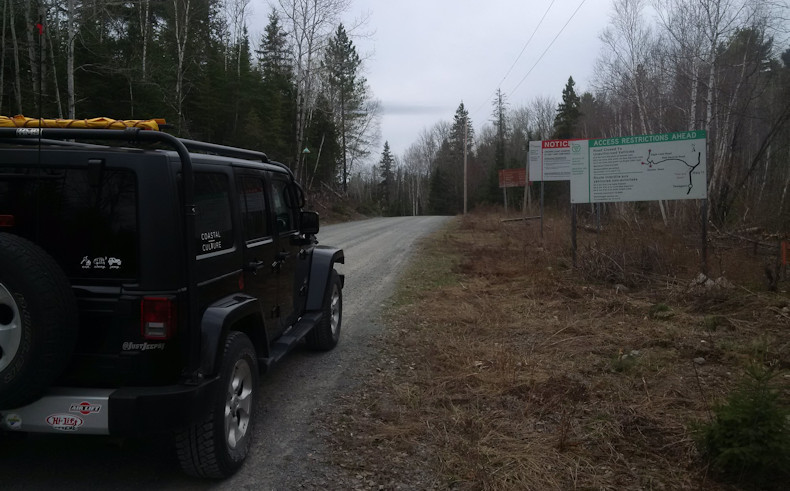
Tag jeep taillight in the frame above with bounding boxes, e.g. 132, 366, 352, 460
141, 297, 176, 340
0, 215, 14, 227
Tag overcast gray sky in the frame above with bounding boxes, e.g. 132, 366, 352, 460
249, 0, 613, 159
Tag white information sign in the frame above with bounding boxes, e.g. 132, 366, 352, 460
570, 131, 707, 203
540, 139, 573, 181
528, 141, 541, 182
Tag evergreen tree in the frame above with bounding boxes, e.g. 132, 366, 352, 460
485, 89, 508, 203
304, 93, 340, 187
428, 165, 453, 215
553, 76, 581, 139
431, 102, 474, 214
378, 141, 395, 213
256, 11, 296, 161
322, 24, 366, 192
449, 101, 474, 154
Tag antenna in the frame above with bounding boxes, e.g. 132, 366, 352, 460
36, 17, 44, 156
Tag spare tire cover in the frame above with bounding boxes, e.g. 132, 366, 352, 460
0, 232, 78, 409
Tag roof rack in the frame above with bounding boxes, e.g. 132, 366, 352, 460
177, 138, 295, 176
0, 137, 106, 148
0, 116, 293, 177
178, 138, 268, 162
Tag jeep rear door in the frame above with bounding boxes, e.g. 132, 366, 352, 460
236, 172, 283, 341
267, 173, 300, 330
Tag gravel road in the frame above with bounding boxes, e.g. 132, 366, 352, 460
0, 216, 451, 490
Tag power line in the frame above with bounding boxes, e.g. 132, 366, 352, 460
472, 0, 557, 118
495, 0, 557, 91
508, 0, 588, 96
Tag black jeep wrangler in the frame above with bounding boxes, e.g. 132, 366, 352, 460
0, 121, 344, 478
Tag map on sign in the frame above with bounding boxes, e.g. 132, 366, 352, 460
642, 147, 702, 195
570, 131, 707, 203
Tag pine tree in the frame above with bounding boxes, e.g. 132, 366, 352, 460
553, 76, 581, 139
256, 11, 296, 161
486, 89, 508, 203
258, 11, 291, 76
449, 101, 474, 155
322, 24, 366, 192
428, 165, 452, 215
378, 141, 395, 213
427, 103, 474, 215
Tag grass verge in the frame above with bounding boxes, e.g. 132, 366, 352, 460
322, 211, 790, 490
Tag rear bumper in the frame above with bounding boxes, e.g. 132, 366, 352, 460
0, 378, 219, 436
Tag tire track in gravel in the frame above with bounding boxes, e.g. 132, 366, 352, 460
0, 216, 450, 490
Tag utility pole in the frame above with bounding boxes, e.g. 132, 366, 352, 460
463, 118, 468, 214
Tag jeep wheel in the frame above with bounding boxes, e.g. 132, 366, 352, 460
176, 331, 258, 478
305, 269, 342, 351
0, 233, 78, 409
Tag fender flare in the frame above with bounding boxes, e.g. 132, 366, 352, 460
200, 294, 266, 376
305, 246, 345, 311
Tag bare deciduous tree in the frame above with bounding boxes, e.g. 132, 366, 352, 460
276, 0, 350, 181
529, 95, 556, 140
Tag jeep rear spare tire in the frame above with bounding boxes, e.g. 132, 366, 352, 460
0, 232, 78, 409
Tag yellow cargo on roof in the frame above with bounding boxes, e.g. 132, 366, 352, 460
0, 115, 165, 130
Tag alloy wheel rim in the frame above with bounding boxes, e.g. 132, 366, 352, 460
329, 284, 340, 336
224, 358, 253, 450
0, 283, 22, 373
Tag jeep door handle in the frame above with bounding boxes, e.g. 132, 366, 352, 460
271, 251, 290, 271
244, 260, 265, 273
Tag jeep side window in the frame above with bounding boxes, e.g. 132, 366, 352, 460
270, 178, 296, 234
0, 167, 138, 279
194, 173, 234, 255
239, 177, 270, 242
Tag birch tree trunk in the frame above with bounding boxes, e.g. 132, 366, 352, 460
139, 0, 151, 79
9, 0, 22, 113
172, 0, 192, 132
46, 24, 62, 117
67, 0, 76, 117
24, 0, 38, 107
278, 0, 350, 182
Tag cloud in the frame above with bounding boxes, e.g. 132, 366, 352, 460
380, 103, 446, 116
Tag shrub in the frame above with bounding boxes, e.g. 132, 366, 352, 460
695, 363, 790, 486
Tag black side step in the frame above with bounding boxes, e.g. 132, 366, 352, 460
259, 311, 322, 370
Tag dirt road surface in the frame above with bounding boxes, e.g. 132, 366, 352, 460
0, 216, 451, 490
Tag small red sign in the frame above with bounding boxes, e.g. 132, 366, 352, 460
70, 402, 102, 415
498, 168, 527, 188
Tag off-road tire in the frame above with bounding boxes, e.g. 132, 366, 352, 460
0, 232, 78, 409
175, 331, 258, 478
305, 269, 342, 351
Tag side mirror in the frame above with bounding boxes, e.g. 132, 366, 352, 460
300, 211, 319, 235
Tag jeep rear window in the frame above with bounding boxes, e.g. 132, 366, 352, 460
195, 173, 234, 255
0, 167, 138, 280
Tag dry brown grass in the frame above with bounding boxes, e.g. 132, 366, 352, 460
322, 211, 790, 490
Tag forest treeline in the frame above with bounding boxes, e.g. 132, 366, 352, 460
2, 0, 789, 230
0, 0, 376, 192
372, 0, 790, 231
